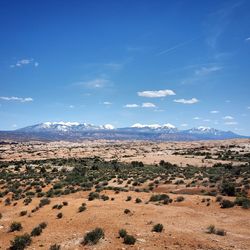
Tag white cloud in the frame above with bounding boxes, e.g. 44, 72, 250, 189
76, 78, 111, 89
0, 96, 33, 102
124, 104, 139, 108
69, 105, 75, 108
247, 106, 250, 110
10, 58, 38, 68
138, 89, 176, 98
203, 119, 211, 122
103, 101, 112, 105
245, 37, 250, 41
210, 110, 219, 114
223, 115, 234, 120
193, 117, 200, 120
225, 121, 238, 125
142, 102, 156, 108
180, 123, 188, 127
174, 98, 199, 104
195, 66, 222, 76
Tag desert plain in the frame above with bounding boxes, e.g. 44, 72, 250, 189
0, 139, 250, 250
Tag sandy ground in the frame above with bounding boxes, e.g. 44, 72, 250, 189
1, 190, 250, 250
1, 139, 249, 167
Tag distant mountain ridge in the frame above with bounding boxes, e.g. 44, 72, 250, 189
0, 121, 247, 141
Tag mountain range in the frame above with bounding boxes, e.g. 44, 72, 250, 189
0, 121, 247, 141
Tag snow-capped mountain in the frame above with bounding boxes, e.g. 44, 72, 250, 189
0, 121, 246, 141
18, 121, 114, 132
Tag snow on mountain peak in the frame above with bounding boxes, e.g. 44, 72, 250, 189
131, 123, 176, 129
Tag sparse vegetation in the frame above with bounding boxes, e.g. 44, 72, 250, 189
152, 223, 164, 232
82, 228, 104, 245
10, 233, 32, 250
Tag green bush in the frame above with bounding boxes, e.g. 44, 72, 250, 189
119, 229, 127, 238
220, 199, 234, 208
19, 211, 27, 217
88, 192, 100, 201
10, 233, 32, 250
78, 205, 86, 213
82, 228, 104, 245
123, 234, 136, 245
31, 226, 42, 237
135, 198, 142, 203
10, 222, 22, 232
152, 223, 164, 232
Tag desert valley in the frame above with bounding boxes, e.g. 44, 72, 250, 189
0, 137, 250, 249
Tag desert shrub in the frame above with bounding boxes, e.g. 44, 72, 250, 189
82, 228, 104, 245
149, 194, 169, 202
5, 197, 11, 205
176, 196, 185, 202
135, 198, 142, 203
19, 211, 27, 217
206, 225, 226, 236
220, 199, 235, 208
10, 233, 32, 250
206, 225, 216, 234
88, 192, 100, 201
0, 213, 2, 219
62, 201, 68, 206
49, 244, 61, 250
78, 205, 86, 213
152, 223, 164, 232
221, 182, 235, 196
100, 194, 109, 201
23, 197, 32, 206
31, 226, 42, 236
39, 198, 50, 207
234, 197, 250, 209
39, 222, 47, 229
57, 213, 63, 219
123, 234, 136, 245
124, 208, 131, 214
119, 229, 127, 238
10, 222, 22, 232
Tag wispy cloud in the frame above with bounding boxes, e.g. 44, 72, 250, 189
174, 98, 199, 104
156, 37, 198, 56
0, 96, 33, 102
10, 58, 39, 68
210, 110, 219, 114
138, 89, 176, 98
205, 2, 242, 49
142, 102, 156, 108
124, 102, 157, 108
124, 104, 140, 108
195, 66, 222, 76
245, 37, 250, 41
75, 78, 112, 89
181, 123, 188, 127
223, 115, 234, 120
103, 101, 112, 105
193, 117, 200, 120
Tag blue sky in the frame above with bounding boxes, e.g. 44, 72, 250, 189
0, 0, 250, 135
